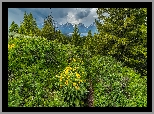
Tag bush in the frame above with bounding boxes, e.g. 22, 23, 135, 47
88, 55, 147, 107
8, 37, 88, 107
8, 37, 147, 107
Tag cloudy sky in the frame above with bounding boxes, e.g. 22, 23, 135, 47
8, 8, 98, 29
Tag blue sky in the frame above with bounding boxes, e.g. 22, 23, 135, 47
8, 8, 98, 30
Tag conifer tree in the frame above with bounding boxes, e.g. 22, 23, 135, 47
9, 21, 19, 33
41, 15, 55, 40
18, 11, 39, 37
28, 13, 39, 37
71, 24, 81, 46
84, 30, 93, 50
18, 11, 29, 35
35, 28, 42, 37
18, 22, 25, 35
54, 30, 68, 44
95, 8, 147, 76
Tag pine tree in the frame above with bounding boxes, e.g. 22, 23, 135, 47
21, 11, 29, 35
35, 28, 42, 37
28, 12, 39, 37
95, 8, 147, 76
9, 21, 19, 33
41, 15, 55, 40
54, 30, 67, 44
84, 30, 101, 55
87, 30, 92, 38
71, 24, 81, 46
18, 11, 39, 37
18, 22, 25, 35
84, 30, 93, 50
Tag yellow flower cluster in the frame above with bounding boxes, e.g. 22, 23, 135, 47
76, 72, 81, 78
73, 58, 76, 62
75, 85, 80, 90
78, 80, 83, 84
8, 44, 15, 49
64, 66, 72, 75
65, 80, 69, 85
56, 65, 86, 90
73, 82, 80, 90
69, 58, 84, 64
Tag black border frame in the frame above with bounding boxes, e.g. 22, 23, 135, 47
3, 2, 152, 112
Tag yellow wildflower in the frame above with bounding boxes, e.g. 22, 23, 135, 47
11, 44, 15, 47
73, 68, 76, 71
75, 86, 79, 90
60, 77, 63, 81
60, 85, 62, 88
65, 69, 70, 75
76, 72, 81, 78
64, 66, 72, 75
78, 80, 83, 84
65, 66, 72, 70
65, 80, 68, 85
67, 75, 70, 79
73, 58, 76, 62
8, 44, 15, 49
73, 82, 77, 86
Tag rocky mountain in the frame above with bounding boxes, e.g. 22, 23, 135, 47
53, 22, 98, 36
39, 21, 98, 37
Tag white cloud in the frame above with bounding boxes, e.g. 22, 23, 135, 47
90, 8, 97, 13
66, 12, 81, 25
77, 8, 98, 26
8, 8, 99, 30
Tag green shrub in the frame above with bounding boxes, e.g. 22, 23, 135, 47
88, 55, 147, 107
54, 58, 89, 107
8, 37, 147, 107
8, 37, 88, 107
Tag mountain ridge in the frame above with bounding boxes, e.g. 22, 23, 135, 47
41, 22, 98, 36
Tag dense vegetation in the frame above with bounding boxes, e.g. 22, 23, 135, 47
8, 8, 147, 107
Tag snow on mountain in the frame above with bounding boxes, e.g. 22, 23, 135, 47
67, 32, 88, 37
56, 22, 97, 36
39, 22, 97, 36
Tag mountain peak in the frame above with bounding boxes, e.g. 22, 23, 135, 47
39, 21, 97, 36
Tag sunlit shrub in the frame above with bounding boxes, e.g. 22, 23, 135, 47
88, 55, 147, 107
55, 58, 89, 107
8, 37, 88, 107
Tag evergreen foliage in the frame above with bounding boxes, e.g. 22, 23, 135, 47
71, 24, 81, 46
9, 21, 19, 33
95, 8, 147, 76
41, 15, 55, 41
18, 11, 40, 37
84, 30, 93, 51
